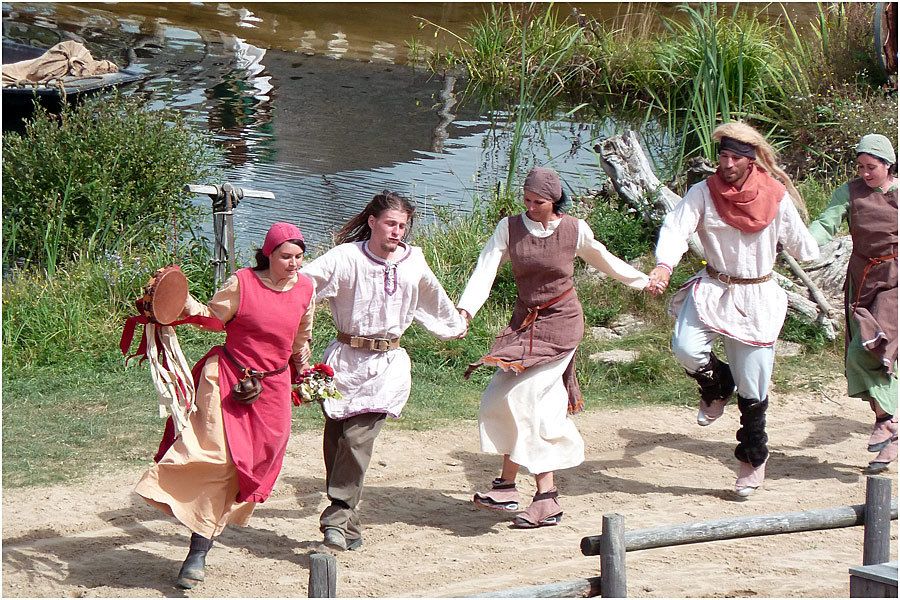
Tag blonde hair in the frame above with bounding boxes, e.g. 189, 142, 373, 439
712, 122, 809, 222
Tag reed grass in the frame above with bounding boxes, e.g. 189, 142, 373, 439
423, 2, 896, 177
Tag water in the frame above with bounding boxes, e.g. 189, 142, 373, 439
2, 2, 818, 254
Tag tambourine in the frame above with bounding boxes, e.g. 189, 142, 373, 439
135, 265, 189, 325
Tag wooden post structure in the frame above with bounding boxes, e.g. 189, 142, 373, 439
582, 501, 897, 556
863, 475, 892, 566
184, 183, 275, 287
600, 513, 626, 598
308, 552, 337, 598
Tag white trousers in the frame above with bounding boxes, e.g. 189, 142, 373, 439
672, 295, 774, 400
479, 349, 585, 474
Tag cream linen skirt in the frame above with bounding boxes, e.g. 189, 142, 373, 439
479, 349, 584, 474
134, 354, 256, 538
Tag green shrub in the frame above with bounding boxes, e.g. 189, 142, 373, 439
798, 174, 852, 222
779, 313, 839, 352
585, 200, 655, 262
2, 92, 218, 272
777, 85, 898, 179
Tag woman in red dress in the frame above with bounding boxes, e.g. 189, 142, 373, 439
135, 222, 314, 589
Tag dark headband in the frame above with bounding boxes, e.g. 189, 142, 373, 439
719, 136, 756, 159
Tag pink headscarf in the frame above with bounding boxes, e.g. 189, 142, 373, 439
261, 222, 304, 256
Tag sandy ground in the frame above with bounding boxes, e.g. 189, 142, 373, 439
3, 377, 897, 598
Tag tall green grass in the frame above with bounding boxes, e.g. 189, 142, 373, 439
422, 2, 896, 178
650, 4, 786, 162
2, 239, 217, 369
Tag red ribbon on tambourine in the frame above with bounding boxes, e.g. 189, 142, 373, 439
120, 264, 225, 364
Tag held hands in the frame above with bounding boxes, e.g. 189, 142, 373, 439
455, 308, 472, 339
647, 266, 671, 297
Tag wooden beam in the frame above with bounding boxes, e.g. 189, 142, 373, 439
184, 183, 275, 199
308, 552, 336, 598
475, 576, 602, 598
863, 476, 893, 566
599, 513, 627, 598
581, 500, 898, 556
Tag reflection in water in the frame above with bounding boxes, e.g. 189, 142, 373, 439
2, 2, 651, 255
431, 74, 457, 154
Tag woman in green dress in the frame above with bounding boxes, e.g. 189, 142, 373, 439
808, 134, 897, 473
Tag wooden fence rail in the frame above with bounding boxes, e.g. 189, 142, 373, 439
581, 476, 896, 598
580, 500, 899, 555
475, 576, 602, 598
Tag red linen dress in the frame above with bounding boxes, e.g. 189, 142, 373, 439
138, 268, 312, 535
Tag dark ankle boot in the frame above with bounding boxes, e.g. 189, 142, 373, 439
176, 533, 213, 589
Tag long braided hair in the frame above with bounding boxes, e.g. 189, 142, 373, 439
712, 122, 809, 223
334, 190, 416, 244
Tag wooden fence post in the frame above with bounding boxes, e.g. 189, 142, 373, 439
308, 552, 336, 598
600, 513, 626, 598
184, 183, 275, 288
863, 475, 892, 566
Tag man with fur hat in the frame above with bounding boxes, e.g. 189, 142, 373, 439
648, 122, 820, 497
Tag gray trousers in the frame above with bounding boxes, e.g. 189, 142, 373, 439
672, 295, 774, 399
319, 411, 387, 541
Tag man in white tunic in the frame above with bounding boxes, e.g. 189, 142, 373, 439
649, 122, 819, 497
301, 191, 467, 551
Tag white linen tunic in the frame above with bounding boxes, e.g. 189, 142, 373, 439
302, 241, 467, 420
656, 181, 820, 346
458, 214, 648, 473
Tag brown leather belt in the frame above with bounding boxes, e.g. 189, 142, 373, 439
706, 265, 772, 285
513, 286, 575, 355
337, 332, 400, 352
852, 250, 898, 308
221, 345, 288, 378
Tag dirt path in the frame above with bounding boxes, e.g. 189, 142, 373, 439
3, 377, 897, 598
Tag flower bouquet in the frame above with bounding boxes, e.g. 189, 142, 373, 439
292, 363, 342, 406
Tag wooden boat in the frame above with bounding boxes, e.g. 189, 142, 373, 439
2, 39, 144, 130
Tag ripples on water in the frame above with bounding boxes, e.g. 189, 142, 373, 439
3, 2, 665, 254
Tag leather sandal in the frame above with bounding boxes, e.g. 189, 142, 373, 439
512, 488, 563, 529
473, 478, 520, 512
867, 417, 898, 453
865, 438, 898, 474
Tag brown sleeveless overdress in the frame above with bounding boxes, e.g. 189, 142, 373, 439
472, 214, 586, 412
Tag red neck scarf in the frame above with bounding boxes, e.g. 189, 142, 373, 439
707, 164, 785, 233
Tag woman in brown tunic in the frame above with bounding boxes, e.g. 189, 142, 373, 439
808, 134, 898, 473
457, 167, 650, 528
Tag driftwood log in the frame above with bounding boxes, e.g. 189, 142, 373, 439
594, 131, 845, 340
